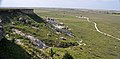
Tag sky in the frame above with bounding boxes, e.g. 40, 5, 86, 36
0, 0, 120, 10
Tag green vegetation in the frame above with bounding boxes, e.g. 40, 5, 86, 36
0, 37, 31, 59
34, 8, 120, 59
62, 51, 74, 59
49, 48, 55, 59
0, 8, 120, 59
0, 9, 78, 59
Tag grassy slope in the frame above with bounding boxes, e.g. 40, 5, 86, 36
1, 9, 78, 59
0, 11, 33, 59
35, 8, 120, 59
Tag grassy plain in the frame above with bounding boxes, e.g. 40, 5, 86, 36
35, 8, 120, 59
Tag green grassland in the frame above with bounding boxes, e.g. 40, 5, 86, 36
35, 8, 120, 59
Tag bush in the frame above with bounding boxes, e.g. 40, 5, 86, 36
62, 51, 74, 59
49, 48, 55, 58
58, 42, 78, 48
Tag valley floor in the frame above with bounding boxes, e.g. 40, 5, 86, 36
35, 8, 120, 59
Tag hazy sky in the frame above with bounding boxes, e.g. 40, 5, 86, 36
0, 0, 120, 10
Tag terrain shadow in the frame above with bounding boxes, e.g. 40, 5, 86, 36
26, 13, 45, 23
0, 11, 19, 24
0, 37, 31, 59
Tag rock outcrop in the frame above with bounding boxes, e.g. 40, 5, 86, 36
45, 18, 75, 37
12, 29, 48, 49
0, 19, 4, 41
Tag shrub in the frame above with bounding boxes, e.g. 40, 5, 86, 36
62, 51, 74, 59
58, 42, 78, 48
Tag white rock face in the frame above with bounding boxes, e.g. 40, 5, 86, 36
12, 29, 48, 49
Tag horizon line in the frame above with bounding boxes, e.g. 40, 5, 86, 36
0, 7, 120, 11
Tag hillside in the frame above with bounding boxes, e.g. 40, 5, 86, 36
0, 9, 78, 59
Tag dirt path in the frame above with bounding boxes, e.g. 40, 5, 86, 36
76, 16, 120, 41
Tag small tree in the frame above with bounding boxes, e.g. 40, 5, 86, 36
49, 48, 55, 59
62, 51, 74, 59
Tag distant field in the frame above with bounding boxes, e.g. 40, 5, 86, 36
35, 8, 120, 59
81, 13, 120, 38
